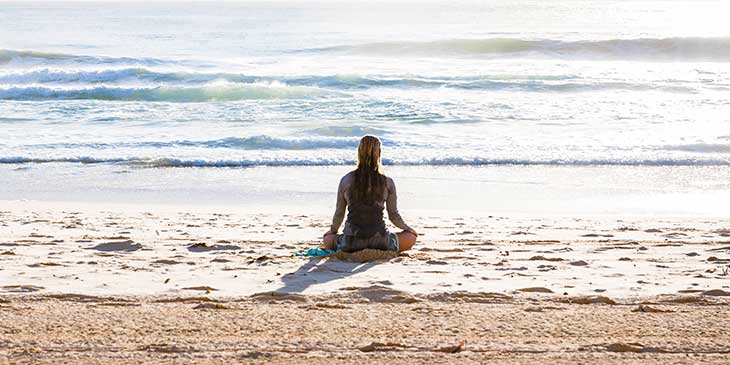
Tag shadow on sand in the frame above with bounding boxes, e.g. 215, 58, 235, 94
275, 251, 395, 293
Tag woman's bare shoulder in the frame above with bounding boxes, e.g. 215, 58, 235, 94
340, 170, 356, 184
384, 175, 396, 188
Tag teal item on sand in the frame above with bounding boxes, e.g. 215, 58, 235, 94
294, 248, 338, 257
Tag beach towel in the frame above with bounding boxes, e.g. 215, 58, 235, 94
294, 248, 338, 257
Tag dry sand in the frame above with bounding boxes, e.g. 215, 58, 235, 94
1, 293, 730, 364
1, 200, 730, 364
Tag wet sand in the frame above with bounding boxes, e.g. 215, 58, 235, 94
1, 200, 729, 363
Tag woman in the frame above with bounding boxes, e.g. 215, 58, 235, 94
322, 135, 417, 253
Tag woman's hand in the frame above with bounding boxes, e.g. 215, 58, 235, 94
323, 230, 336, 238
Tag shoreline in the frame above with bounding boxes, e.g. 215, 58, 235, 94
2, 164, 730, 217
4, 197, 730, 219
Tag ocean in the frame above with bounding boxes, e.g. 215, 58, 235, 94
1, 0, 729, 214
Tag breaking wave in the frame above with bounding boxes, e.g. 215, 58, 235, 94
25, 136, 362, 150
0, 83, 342, 102
662, 143, 730, 154
0, 68, 255, 85
2, 156, 728, 167
0, 70, 701, 94
310, 37, 730, 61
0, 49, 175, 66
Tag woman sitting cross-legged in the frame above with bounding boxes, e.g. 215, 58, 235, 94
322, 135, 417, 253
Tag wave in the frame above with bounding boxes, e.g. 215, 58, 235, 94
309, 37, 730, 61
26, 136, 362, 150
2, 156, 728, 167
450, 80, 696, 93
0, 49, 176, 67
0, 68, 581, 86
0, 83, 342, 102
0, 68, 257, 85
7, 38, 730, 67
289, 75, 698, 93
662, 143, 730, 154
0, 68, 541, 87
304, 126, 390, 137
0, 70, 702, 94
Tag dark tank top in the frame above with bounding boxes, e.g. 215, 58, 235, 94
345, 199, 387, 238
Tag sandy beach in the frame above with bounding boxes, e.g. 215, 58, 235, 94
2, 294, 730, 364
1, 200, 729, 364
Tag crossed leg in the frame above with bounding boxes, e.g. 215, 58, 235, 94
396, 231, 417, 252
321, 233, 338, 250
321, 230, 417, 252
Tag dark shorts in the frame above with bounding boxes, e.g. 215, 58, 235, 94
336, 231, 399, 253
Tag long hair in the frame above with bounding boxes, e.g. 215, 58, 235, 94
351, 135, 386, 204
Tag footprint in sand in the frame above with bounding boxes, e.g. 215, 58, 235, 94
182, 286, 219, 292
569, 260, 589, 266
530, 255, 564, 262
663, 232, 690, 239
632, 305, 674, 313
581, 233, 614, 238
561, 296, 616, 305
187, 243, 241, 252
193, 303, 232, 310
605, 342, 663, 353
152, 259, 181, 265
372, 280, 394, 286
702, 289, 730, 296
87, 240, 142, 252
27, 262, 64, 268
1, 285, 44, 293
517, 287, 554, 294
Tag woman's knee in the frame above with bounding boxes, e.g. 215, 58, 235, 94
322, 233, 338, 249
397, 231, 417, 252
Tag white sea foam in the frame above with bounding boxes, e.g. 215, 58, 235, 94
0, 68, 584, 86
0, 68, 254, 84
0, 83, 343, 102
23, 136, 363, 150
662, 143, 730, 154
2, 155, 728, 167
0, 67, 708, 95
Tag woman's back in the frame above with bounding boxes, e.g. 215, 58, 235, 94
332, 171, 410, 237
322, 135, 417, 253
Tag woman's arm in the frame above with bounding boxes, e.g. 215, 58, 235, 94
386, 177, 415, 233
328, 176, 348, 234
